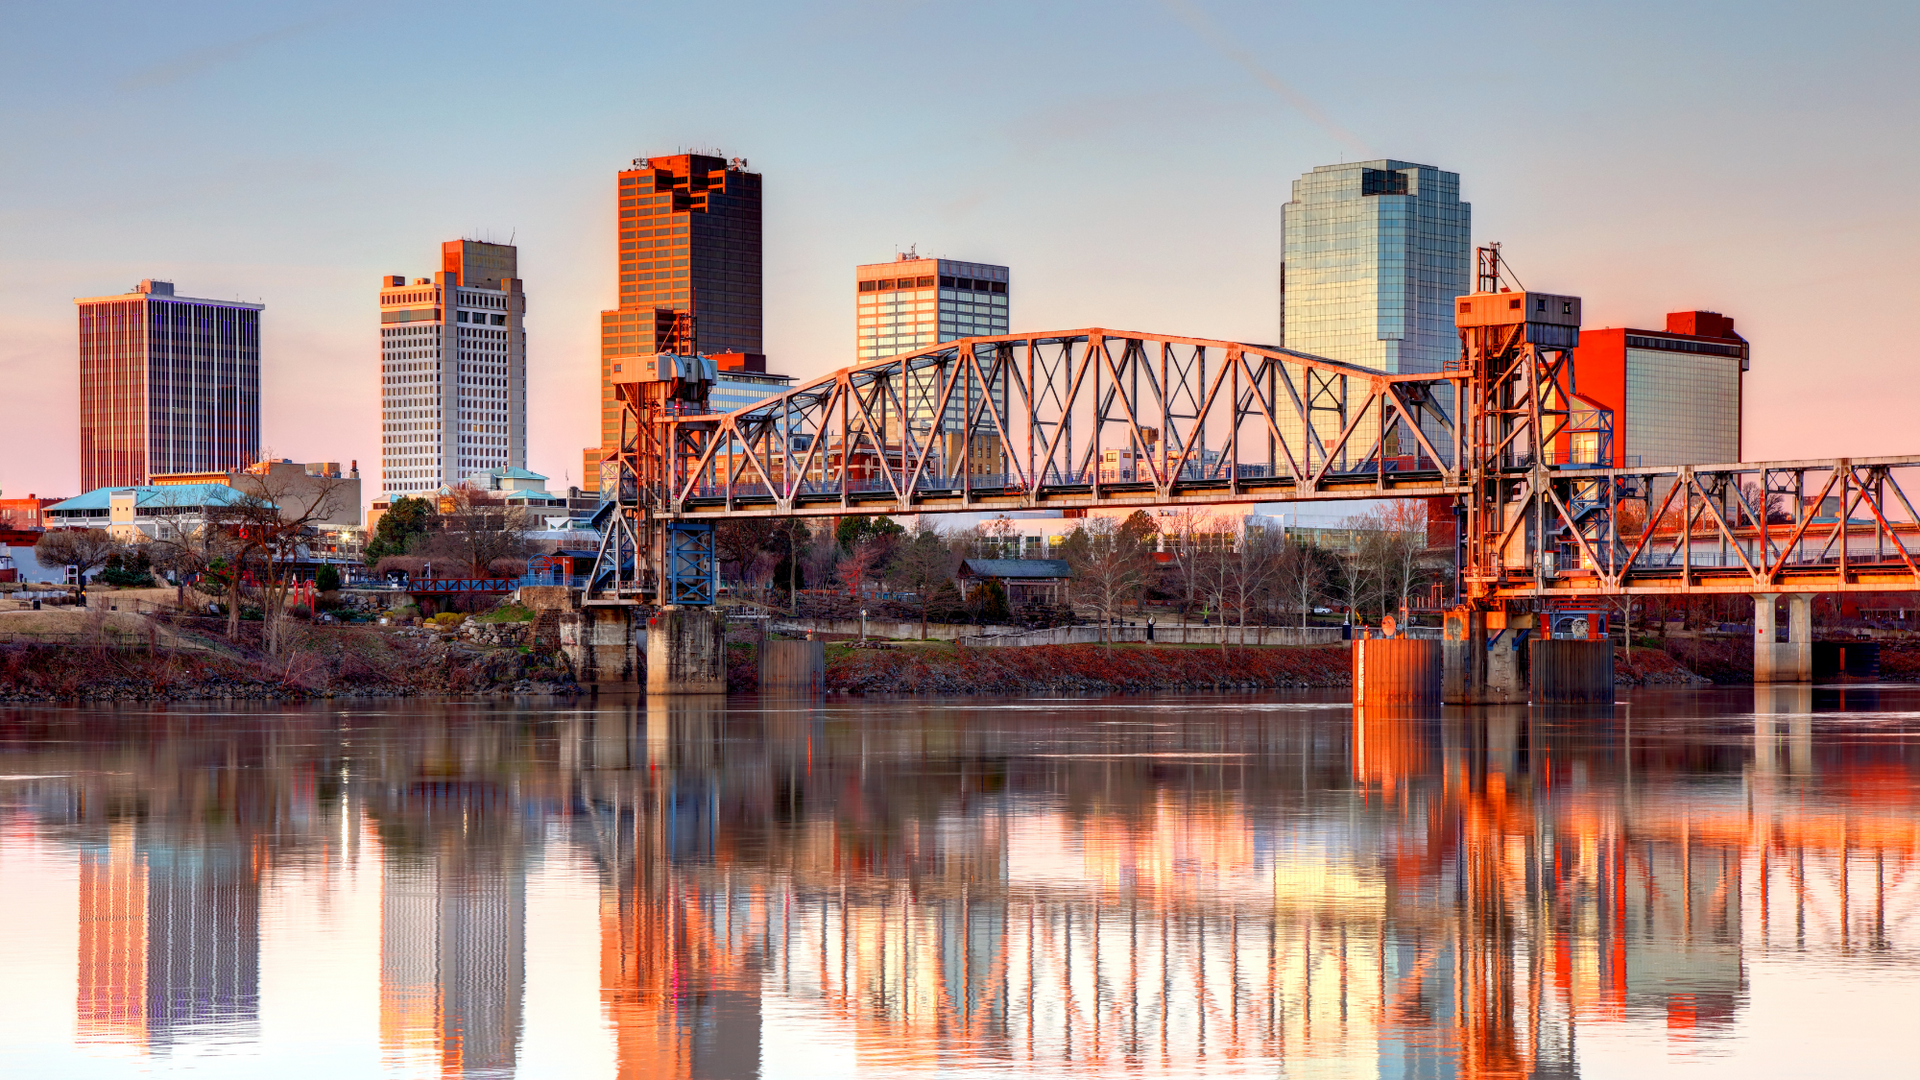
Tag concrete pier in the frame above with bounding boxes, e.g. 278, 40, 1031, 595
560, 606, 641, 685
1754, 593, 1813, 683
646, 609, 727, 694
1443, 610, 1529, 704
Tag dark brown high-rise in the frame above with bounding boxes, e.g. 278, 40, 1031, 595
587, 153, 762, 490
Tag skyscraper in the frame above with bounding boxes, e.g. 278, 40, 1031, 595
587, 153, 762, 492
1281, 160, 1470, 373
75, 280, 261, 490
854, 255, 1009, 363
379, 241, 527, 498
855, 256, 1010, 476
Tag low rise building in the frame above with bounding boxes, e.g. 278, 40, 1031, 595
0, 529, 66, 584
45, 483, 265, 543
152, 459, 362, 526
1567, 310, 1748, 468
956, 558, 1071, 607
0, 494, 64, 531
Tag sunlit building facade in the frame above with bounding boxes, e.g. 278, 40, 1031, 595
588, 153, 763, 492
854, 255, 1009, 363
1281, 159, 1470, 372
1569, 310, 1749, 467
854, 256, 1010, 475
75, 280, 262, 491
379, 241, 527, 497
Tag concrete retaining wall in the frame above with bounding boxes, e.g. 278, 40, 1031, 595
766, 617, 1341, 647
760, 638, 825, 693
766, 618, 1016, 641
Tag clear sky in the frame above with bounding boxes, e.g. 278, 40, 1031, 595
3, 0, 1917, 502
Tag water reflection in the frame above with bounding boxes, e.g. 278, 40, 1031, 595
2, 686, 1919, 1077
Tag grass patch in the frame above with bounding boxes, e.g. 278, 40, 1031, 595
474, 602, 535, 623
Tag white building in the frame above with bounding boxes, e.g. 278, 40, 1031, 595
855, 254, 1009, 363
380, 241, 528, 498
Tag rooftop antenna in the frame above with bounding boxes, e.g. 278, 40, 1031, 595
1476, 243, 1525, 293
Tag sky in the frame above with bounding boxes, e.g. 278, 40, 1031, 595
3, 0, 1918, 507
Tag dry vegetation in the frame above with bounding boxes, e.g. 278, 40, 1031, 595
0, 611, 572, 702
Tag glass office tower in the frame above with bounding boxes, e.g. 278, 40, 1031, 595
1281, 160, 1470, 374
75, 280, 262, 490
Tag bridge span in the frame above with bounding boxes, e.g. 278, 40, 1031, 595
578, 270, 1920, 691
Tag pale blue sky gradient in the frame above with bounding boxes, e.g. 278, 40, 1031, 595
3, 0, 1917, 499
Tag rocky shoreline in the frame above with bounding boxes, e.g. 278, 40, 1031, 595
819, 640, 1712, 697
0, 626, 1738, 703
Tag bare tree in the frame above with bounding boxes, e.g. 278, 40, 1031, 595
210, 469, 355, 652
33, 528, 121, 591
1356, 501, 1430, 621
1228, 524, 1284, 642
1275, 537, 1330, 630
1063, 517, 1154, 643
890, 518, 957, 639
423, 485, 532, 577
1332, 518, 1382, 627
140, 489, 230, 610
1160, 507, 1222, 641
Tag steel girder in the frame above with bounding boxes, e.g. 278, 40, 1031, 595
1485, 456, 1920, 598
651, 329, 1469, 519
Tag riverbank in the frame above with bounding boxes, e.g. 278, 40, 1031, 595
815, 640, 1708, 696
0, 619, 575, 702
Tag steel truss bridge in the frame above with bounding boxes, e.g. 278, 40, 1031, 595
590, 318, 1920, 607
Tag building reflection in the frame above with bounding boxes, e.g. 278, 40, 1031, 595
2, 688, 1920, 1077
365, 711, 532, 1078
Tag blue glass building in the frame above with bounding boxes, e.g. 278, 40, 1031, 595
1282, 160, 1470, 374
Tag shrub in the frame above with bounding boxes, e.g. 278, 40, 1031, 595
315, 565, 342, 592
98, 565, 156, 588
430, 611, 466, 629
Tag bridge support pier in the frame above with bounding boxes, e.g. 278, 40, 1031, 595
1353, 638, 1441, 708
561, 607, 641, 685
1443, 610, 1530, 704
1754, 593, 1814, 683
646, 609, 727, 694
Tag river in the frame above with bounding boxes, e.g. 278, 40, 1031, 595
2, 686, 1917, 1078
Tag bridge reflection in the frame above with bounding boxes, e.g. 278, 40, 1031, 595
2, 691, 1918, 1076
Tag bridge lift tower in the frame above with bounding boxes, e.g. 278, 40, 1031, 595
586, 347, 722, 610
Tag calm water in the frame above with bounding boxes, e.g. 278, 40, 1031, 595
3, 687, 1919, 1078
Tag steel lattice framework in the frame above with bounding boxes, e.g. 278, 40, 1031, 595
660, 328, 1464, 514
587, 326, 1920, 605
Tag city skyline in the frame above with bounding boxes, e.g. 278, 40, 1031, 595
3, 2, 1917, 501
